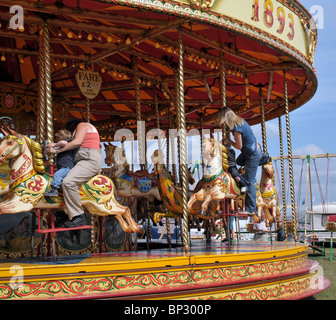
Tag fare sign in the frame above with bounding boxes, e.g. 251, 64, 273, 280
75, 70, 102, 99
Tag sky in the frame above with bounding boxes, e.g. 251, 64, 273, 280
251, 0, 336, 208
256, 0, 336, 158
107, 1, 336, 210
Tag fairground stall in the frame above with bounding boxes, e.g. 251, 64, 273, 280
0, 0, 329, 300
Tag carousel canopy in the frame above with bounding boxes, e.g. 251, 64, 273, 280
0, 0, 317, 140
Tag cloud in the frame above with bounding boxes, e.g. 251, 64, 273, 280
293, 144, 325, 156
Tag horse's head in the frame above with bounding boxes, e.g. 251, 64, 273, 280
104, 142, 117, 167
202, 138, 217, 162
187, 167, 195, 185
151, 149, 165, 174
0, 128, 25, 164
0, 128, 45, 173
262, 159, 274, 179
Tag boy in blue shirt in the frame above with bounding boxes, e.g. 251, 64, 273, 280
44, 129, 75, 197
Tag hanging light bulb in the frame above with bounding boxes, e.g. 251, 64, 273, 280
19, 55, 24, 64
62, 60, 67, 67
125, 36, 131, 45
155, 42, 160, 49
58, 28, 63, 37
67, 31, 73, 38
87, 34, 93, 41
107, 35, 112, 43
78, 32, 83, 39
1, 53, 6, 62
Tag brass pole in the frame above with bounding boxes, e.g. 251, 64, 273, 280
177, 28, 189, 252
43, 24, 54, 166
284, 71, 297, 242
132, 55, 151, 244
278, 114, 287, 240
260, 87, 267, 154
37, 26, 46, 145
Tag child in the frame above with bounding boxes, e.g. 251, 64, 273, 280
226, 133, 247, 193
44, 129, 75, 197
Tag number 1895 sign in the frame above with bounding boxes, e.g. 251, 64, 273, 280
75, 70, 102, 99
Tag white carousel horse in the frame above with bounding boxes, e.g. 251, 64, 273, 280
257, 160, 282, 228
104, 143, 161, 201
187, 137, 249, 218
0, 129, 140, 234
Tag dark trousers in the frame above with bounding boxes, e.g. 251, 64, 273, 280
236, 148, 263, 213
228, 166, 247, 188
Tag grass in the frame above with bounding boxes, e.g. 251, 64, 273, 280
309, 246, 336, 300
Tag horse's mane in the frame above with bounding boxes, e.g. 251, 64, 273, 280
211, 138, 229, 172
24, 136, 46, 174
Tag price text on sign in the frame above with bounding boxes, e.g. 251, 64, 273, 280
75, 70, 102, 100
251, 0, 294, 40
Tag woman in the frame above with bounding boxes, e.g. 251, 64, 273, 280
47, 119, 102, 227
219, 107, 261, 221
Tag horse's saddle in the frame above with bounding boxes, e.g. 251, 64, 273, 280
127, 169, 153, 179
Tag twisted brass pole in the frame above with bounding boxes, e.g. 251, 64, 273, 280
43, 24, 54, 166
260, 87, 267, 154
219, 51, 227, 111
177, 28, 189, 252
132, 55, 151, 244
37, 26, 46, 145
278, 114, 287, 240
284, 71, 297, 242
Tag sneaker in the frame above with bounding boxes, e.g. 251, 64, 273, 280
241, 186, 247, 193
64, 213, 86, 228
44, 186, 59, 197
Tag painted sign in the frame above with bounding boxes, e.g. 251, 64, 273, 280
75, 70, 102, 99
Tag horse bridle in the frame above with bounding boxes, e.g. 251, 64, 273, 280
1, 135, 24, 158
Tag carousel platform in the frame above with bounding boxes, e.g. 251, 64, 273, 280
0, 240, 329, 300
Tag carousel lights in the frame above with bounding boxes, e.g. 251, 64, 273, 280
1, 53, 6, 62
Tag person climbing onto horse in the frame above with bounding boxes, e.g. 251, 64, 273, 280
219, 107, 267, 221
47, 119, 102, 227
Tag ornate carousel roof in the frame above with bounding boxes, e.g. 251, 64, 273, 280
0, 0, 317, 140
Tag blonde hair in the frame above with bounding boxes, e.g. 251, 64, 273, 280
55, 129, 72, 142
218, 107, 244, 131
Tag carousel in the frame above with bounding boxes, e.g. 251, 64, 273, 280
0, 0, 330, 300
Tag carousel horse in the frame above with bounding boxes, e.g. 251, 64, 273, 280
104, 143, 161, 201
0, 129, 140, 234
151, 149, 218, 225
257, 160, 282, 228
187, 137, 253, 220
151, 149, 193, 223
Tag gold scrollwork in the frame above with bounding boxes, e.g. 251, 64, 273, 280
188, 0, 216, 12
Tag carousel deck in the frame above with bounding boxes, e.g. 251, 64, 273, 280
0, 240, 329, 300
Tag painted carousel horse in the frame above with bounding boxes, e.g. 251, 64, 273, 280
187, 137, 253, 220
104, 143, 161, 201
151, 149, 201, 223
257, 160, 282, 228
0, 129, 140, 234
